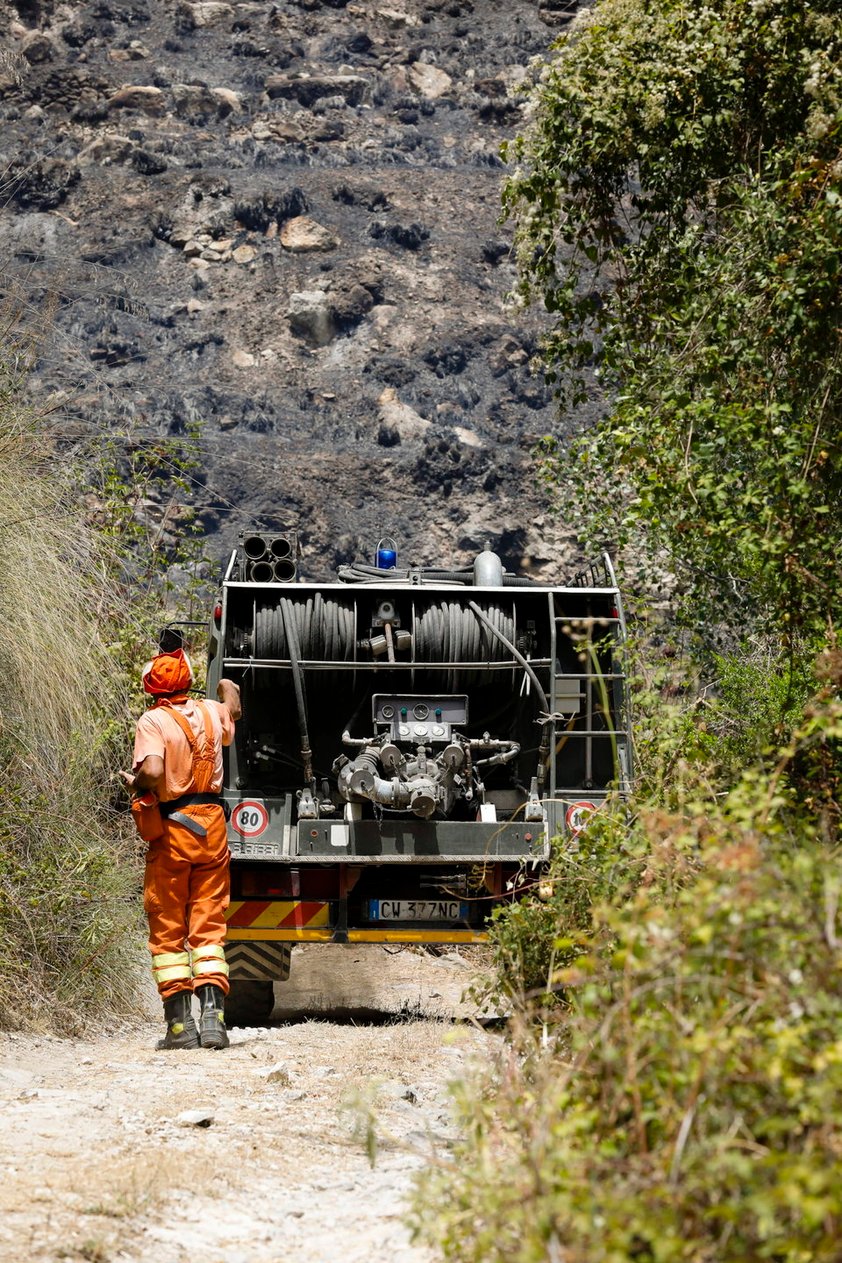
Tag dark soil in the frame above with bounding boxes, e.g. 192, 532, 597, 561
0, 0, 594, 582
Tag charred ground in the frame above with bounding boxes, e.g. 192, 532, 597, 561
1, 0, 591, 579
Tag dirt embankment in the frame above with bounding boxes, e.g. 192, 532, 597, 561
0, 946, 493, 1263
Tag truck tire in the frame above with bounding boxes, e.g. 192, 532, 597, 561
225, 979, 275, 1027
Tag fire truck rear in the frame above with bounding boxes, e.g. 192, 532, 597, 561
205, 535, 632, 1023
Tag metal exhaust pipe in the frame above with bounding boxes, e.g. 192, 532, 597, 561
243, 534, 268, 560
273, 558, 296, 582
250, 560, 274, 582
270, 537, 293, 560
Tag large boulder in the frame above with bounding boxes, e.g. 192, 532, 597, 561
376, 389, 431, 443
21, 31, 57, 64
280, 216, 339, 253
171, 82, 218, 118
108, 85, 166, 114
287, 291, 336, 346
176, 2, 234, 28
264, 73, 368, 107
407, 63, 452, 99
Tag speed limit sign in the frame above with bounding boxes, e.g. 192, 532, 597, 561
231, 799, 269, 838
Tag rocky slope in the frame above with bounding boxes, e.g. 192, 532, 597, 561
1, 0, 587, 581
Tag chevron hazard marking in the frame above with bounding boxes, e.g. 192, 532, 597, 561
226, 901, 329, 930
226, 942, 291, 980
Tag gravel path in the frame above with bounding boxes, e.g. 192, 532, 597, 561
0, 948, 490, 1263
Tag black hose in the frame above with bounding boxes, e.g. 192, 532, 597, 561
467, 600, 549, 714
467, 599, 553, 789
280, 598, 313, 789
337, 562, 546, 587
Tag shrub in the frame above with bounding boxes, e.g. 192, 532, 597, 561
414, 685, 842, 1262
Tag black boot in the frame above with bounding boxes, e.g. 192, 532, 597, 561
197, 984, 230, 1050
156, 991, 199, 1050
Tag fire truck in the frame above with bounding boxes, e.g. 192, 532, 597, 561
205, 534, 632, 1023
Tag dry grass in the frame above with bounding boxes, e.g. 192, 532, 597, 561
0, 336, 144, 1031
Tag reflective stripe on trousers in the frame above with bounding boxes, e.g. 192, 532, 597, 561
152, 950, 191, 986
192, 943, 230, 980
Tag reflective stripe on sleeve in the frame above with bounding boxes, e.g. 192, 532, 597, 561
191, 944, 226, 962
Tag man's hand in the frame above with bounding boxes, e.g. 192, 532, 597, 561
217, 678, 242, 721
120, 755, 164, 795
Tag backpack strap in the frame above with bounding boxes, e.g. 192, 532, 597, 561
159, 701, 217, 794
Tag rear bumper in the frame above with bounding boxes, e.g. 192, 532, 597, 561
226, 925, 488, 944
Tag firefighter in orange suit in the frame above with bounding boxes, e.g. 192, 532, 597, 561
120, 649, 242, 1050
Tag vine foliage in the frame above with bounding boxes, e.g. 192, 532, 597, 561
503, 0, 842, 637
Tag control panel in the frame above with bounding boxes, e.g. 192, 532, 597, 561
372, 694, 468, 744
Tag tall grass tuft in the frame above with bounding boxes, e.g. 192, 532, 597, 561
0, 353, 143, 1032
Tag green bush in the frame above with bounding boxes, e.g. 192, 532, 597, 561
474, 809, 646, 1011
414, 685, 842, 1262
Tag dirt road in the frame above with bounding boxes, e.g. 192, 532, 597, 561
0, 947, 490, 1263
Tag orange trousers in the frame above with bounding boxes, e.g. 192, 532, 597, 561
143, 804, 230, 1000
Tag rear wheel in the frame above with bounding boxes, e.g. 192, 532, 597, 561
224, 979, 275, 1027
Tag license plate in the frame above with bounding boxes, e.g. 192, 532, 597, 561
367, 899, 469, 922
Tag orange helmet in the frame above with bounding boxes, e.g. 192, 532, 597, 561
141, 648, 194, 697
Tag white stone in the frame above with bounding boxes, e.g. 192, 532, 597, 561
232, 244, 257, 264
108, 85, 166, 114
186, 2, 234, 26
453, 426, 484, 449
232, 349, 256, 368
280, 216, 339, 253
376, 6, 420, 28
377, 388, 431, 441
176, 1109, 214, 1127
212, 87, 242, 114
407, 63, 452, 99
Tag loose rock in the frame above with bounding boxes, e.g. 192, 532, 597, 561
407, 63, 453, 99
232, 244, 256, 264
176, 1109, 214, 1127
280, 216, 339, 253
108, 85, 166, 114
260, 1063, 292, 1085
287, 291, 336, 347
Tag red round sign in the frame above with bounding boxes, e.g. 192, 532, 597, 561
231, 799, 269, 837
566, 801, 597, 833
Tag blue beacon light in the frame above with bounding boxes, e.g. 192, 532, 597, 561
375, 536, 398, 570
